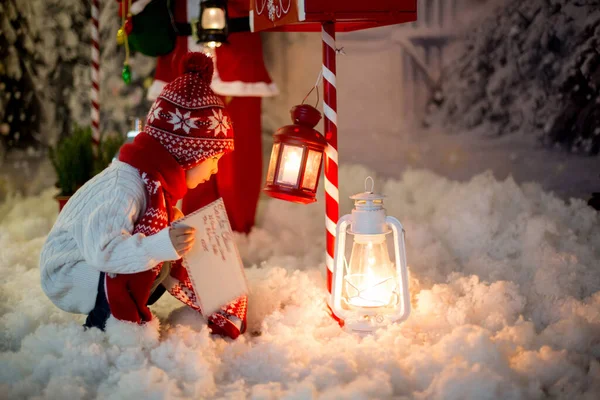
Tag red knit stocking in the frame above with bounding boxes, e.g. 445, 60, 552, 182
165, 261, 247, 339
106, 268, 158, 323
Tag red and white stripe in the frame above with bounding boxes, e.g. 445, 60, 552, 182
322, 22, 339, 294
91, 0, 100, 145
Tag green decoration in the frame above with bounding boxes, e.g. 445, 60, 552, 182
127, 0, 176, 57
116, 28, 126, 45
122, 64, 131, 84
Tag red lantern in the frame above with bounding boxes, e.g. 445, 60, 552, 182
264, 104, 328, 204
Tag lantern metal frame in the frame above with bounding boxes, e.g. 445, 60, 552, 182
263, 105, 328, 204
330, 180, 411, 333
195, 0, 252, 48
196, 0, 229, 47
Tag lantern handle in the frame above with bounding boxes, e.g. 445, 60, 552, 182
331, 214, 352, 321
365, 176, 375, 193
386, 215, 411, 323
302, 70, 323, 108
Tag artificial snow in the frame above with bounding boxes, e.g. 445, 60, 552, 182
1, 164, 600, 399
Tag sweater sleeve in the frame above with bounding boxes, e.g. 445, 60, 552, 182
72, 186, 180, 274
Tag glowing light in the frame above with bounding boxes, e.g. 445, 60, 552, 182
202, 8, 226, 29
330, 180, 411, 332
343, 234, 397, 308
277, 145, 303, 186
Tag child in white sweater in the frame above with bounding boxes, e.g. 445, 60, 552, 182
40, 53, 247, 339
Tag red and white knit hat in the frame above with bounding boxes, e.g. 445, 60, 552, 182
145, 52, 234, 170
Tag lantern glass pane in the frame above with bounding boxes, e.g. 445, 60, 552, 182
276, 145, 304, 187
342, 233, 399, 309
201, 7, 226, 29
266, 143, 280, 184
301, 150, 322, 191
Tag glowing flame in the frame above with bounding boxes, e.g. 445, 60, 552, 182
278, 146, 303, 185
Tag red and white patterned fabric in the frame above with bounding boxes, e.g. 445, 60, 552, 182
164, 268, 248, 339
105, 53, 247, 338
107, 132, 188, 324
108, 129, 247, 336
145, 52, 234, 170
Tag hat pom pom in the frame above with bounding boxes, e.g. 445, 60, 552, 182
180, 52, 214, 81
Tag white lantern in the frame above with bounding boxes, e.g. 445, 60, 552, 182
330, 177, 410, 333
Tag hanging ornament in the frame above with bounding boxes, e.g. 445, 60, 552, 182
143, 76, 153, 89
124, 17, 133, 35
118, 0, 133, 84
122, 64, 132, 84
116, 28, 126, 45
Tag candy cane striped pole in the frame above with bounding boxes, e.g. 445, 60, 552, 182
322, 22, 339, 295
91, 0, 100, 146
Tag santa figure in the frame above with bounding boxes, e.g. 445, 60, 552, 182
119, 0, 278, 233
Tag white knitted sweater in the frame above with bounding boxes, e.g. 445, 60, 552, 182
40, 161, 180, 314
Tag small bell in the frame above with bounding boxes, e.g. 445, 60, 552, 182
122, 64, 132, 84
116, 28, 126, 45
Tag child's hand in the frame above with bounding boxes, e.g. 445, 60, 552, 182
169, 226, 195, 256
172, 207, 184, 221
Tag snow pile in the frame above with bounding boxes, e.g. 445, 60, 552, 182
1, 165, 600, 399
428, 0, 600, 155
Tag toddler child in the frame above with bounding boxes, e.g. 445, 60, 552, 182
40, 52, 247, 338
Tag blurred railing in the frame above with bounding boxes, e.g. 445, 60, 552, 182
394, 0, 460, 120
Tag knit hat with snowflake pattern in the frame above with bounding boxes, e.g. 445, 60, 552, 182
145, 52, 234, 170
